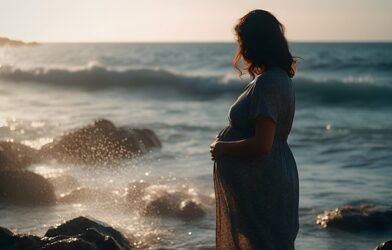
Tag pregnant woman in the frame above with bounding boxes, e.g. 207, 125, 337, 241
210, 10, 299, 250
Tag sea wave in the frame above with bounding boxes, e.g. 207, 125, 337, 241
1, 65, 392, 106
294, 77, 392, 107
0, 64, 243, 95
300, 60, 392, 72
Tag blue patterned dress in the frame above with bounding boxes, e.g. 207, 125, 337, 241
214, 67, 299, 250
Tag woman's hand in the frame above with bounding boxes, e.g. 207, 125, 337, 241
210, 139, 224, 161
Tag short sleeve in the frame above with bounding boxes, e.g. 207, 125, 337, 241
248, 76, 279, 123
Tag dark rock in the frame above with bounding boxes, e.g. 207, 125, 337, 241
39, 119, 161, 166
43, 216, 133, 250
0, 141, 39, 170
0, 216, 134, 250
0, 170, 56, 205
0, 226, 42, 250
128, 128, 161, 148
317, 205, 392, 232
375, 240, 392, 250
42, 228, 125, 250
178, 200, 206, 221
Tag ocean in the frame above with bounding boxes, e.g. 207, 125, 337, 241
0, 42, 391, 249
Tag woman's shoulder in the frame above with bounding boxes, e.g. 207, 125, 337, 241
254, 67, 292, 89
257, 67, 290, 81
248, 67, 293, 101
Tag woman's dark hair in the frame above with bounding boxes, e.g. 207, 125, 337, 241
233, 9, 295, 79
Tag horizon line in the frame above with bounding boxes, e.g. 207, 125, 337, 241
38, 40, 392, 44
3, 36, 392, 44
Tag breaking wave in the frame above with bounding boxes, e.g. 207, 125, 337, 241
1, 64, 392, 106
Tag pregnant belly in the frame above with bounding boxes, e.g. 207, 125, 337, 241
217, 125, 253, 142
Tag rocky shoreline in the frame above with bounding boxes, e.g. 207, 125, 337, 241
0, 216, 134, 250
317, 205, 392, 232
1, 119, 161, 169
0, 119, 207, 220
0, 37, 39, 47
0, 119, 208, 249
1, 119, 391, 249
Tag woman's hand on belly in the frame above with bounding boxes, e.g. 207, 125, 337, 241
210, 138, 222, 160
210, 117, 276, 160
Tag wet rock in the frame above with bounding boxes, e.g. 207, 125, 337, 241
375, 240, 392, 250
317, 205, 392, 232
0, 141, 39, 170
0, 226, 42, 250
43, 216, 133, 250
126, 183, 207, 221
42, 228, 126, 250
0, 216, 134, 250
0, 170, 55, 205
40, 119, 161, 166
178, 200, 206, 220
143, 192, 206, 221
129, 128, 161, 149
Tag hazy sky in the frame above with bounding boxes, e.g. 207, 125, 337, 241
0, 0, 391, 42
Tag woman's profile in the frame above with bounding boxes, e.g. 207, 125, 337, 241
210, 9, 299, 250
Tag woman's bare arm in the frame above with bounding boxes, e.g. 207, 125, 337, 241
210, 117, 276, 160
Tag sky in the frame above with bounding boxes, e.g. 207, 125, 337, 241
0, 0, 391, 42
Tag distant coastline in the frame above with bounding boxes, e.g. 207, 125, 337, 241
0, 37, 39, 46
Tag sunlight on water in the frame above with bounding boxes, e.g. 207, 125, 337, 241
22, 138, 53, 149
0, 43, 391, 249
31, 164, 67, 178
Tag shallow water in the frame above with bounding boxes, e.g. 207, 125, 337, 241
0, 43, 392, 249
